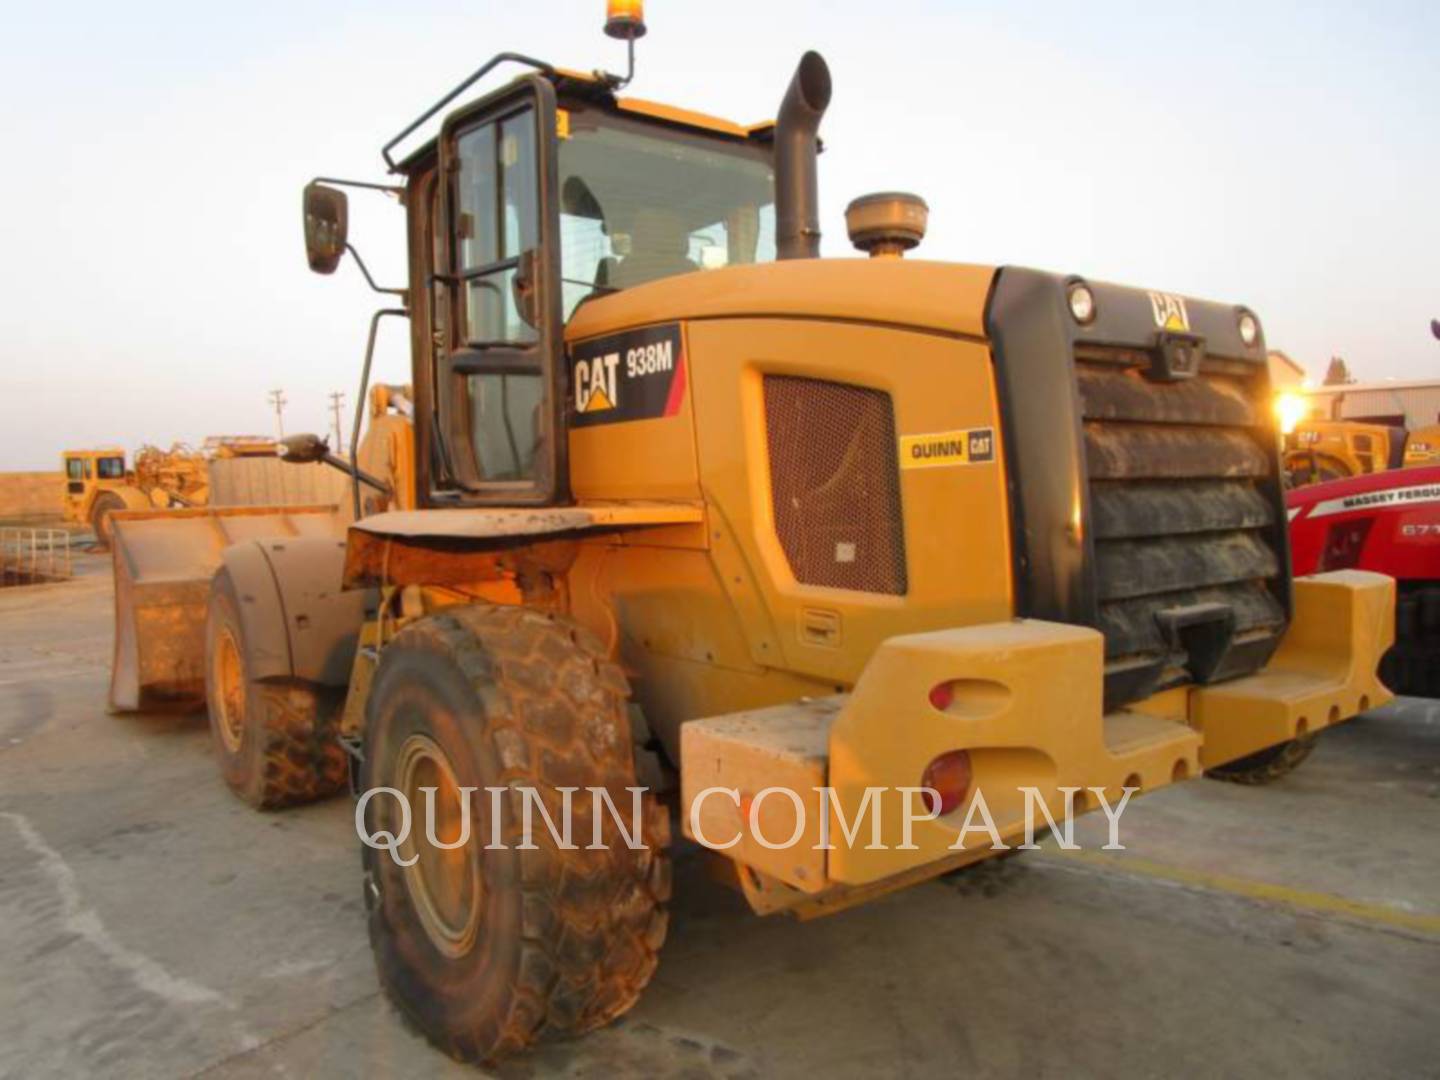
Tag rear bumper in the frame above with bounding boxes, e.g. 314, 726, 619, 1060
1191, 570, 1394, 768
681, 571, 1394, 897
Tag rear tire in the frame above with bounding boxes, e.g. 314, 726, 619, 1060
1207, 734, 1317, 785
1381, 643, 1440, 698
1380, 585, 1440, 698
203, 568, 347, 809
89, 491, 126, 549
360, 604, 670, 1065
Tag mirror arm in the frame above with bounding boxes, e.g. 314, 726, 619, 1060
318, 451, 391, 498
346, 244, 408, 300
311, 175, 404, 198
351, 308, 411, 519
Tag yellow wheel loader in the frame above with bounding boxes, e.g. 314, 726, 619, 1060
1283, 418, 1404, 486
107, 7, 1394, 1065
1284, 419, 1440, 485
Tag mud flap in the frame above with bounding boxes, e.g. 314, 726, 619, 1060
108, 506, 346, 711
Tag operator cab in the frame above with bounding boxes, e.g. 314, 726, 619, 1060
301, 6, 828, 513
63, 450, 125, 495
412, 72, 781, 508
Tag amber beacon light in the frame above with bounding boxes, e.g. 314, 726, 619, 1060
605, 0, 647, 39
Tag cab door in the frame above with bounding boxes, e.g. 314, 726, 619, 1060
64, 456, 86, 497
61, 456, 89, 522
434, 77, 565, 504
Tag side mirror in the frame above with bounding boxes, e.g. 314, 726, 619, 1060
278, 432, 329, 464
303, 183, 348, 274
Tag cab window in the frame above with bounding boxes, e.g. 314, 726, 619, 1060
455, 111, 540, 347
558, 111, 775, 316
66, 458, 84, 481
97, 456, 125, 479
451, 105, 546, 486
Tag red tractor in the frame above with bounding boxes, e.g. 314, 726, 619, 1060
1289, 465, 1440, 696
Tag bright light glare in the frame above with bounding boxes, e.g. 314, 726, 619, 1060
1275, 392, 1308, 436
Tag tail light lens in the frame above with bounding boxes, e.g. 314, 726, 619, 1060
1320, 518, 1374, 570
920, 750, 973, 816
928, 681, 954, 711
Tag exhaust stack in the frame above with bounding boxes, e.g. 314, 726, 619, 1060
774, 51, 832, 260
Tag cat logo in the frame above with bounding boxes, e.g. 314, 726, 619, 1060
569, 324, 688, 428
1147, 291, 1190, 332
898, 426, 996, 470
574, 352, 620, 414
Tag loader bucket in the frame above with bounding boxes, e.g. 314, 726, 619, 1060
109, 505, 346, 712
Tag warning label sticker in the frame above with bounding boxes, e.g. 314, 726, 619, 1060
569, 323, 686, 428
899, 427, 996, 470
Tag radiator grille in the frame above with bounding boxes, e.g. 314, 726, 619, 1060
763, 376, 907, 595
1077, 349, 1286, 700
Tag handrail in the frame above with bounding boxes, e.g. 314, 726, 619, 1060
0, 527, 73, 584
350, 309, 411, 519
381, 52, 554, 172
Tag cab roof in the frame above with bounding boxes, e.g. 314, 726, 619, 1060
394, 65, 773, 174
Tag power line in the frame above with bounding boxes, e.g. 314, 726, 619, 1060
328, 391, 345, 450
267, 389, 287, 439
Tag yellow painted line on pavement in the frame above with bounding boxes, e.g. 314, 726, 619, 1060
1043, 847, 1440, 937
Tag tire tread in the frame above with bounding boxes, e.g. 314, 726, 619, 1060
367, 604, 670, 1064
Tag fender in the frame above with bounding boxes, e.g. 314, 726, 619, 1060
221, 536, 376, 686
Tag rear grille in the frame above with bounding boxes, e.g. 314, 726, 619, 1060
763, 376, 907, 595
1077, 349, 1286, 700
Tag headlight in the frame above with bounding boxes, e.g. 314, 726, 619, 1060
1068, 283, 1096, 325
1238, 310, 1259, 347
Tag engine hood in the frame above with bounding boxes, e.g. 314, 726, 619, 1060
564, 258, 997, 345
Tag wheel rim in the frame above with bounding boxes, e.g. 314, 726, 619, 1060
213, 626, 246, 754
394, 733, 483, 959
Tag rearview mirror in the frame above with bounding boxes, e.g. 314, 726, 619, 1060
303, 183, 348, 274
278, 432, 329, 464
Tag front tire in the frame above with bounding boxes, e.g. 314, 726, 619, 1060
203, 568, 347, 808
1207, 734, 1317, 785
360, 604, 670, 1065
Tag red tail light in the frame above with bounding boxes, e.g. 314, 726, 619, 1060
928, 681, 955, 711
1320, 518, 1374, 571
920, 750, 973, 816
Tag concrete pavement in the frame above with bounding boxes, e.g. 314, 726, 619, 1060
1, 556, 1436, 1078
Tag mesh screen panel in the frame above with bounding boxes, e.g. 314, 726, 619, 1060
763, 376, 907, 594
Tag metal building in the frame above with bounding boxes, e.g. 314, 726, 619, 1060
1301, 378, 1440, 430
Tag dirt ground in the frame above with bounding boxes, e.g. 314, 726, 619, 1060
0, 555, 1436, 1078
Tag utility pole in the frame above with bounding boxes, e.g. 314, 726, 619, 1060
267, 389, 287, 440
328, 391, 345, 450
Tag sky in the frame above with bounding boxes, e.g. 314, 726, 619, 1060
1, 0, 1436, 469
